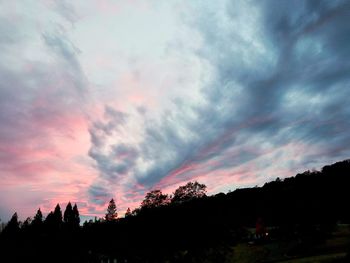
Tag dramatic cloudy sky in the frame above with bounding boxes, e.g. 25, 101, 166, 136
1, 0, 350, 221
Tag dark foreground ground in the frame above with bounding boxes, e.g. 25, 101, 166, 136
87, 224, 350, 263
230, 224, 350, 263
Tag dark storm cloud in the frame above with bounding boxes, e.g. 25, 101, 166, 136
88, 0, 350, 196
133, 0, 350, 186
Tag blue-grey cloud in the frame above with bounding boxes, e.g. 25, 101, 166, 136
0, 1, 90, 219
88, 184, 112, 206
88, 0, 350, 197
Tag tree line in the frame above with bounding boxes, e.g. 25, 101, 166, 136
104, 181, 207, 221
1, 159, 350, 262
0, 181, 207, 235
1, 202, 80, 237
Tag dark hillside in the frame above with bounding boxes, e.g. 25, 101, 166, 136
1, 159, 350, 262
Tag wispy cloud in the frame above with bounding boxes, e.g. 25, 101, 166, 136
0, 0, 349, 220
87, 0, 350, 212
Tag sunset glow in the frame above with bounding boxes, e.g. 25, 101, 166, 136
1, 0, 350, 222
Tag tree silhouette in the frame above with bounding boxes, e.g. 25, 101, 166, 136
45, 212, 54, 224
172, 181, 207, 204
22, 217, 32, 230
32, 208, 43, 226
45, 204, 62, 231
131, 207, 141, 216
63, 202, 80, 231
1, 159, 350, 262
53, 204, 63, 226
2, 212, 19, 236
125, 207, 132, 217
141, 190, 170, 209
105, 199, 118, 221
64, 202, 74, 225
72, 203, 80, 227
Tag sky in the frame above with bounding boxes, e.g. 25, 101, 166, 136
0, 0, 350, 222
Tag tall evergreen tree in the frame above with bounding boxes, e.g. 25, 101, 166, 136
3, 212, 20, 235
105, 199, 118, 221
72, 203, 80, 227
22, 217, 32, 229
32, 208, 43, 226
64, 202, 74, 225
45, 211, 54, 223
53, 204, 63, 228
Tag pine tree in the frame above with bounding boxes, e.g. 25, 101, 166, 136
53, 204, 63, 229
31, 208, 43, 233
32, 208, 43, 226
105, 199, 118, 221
45, 211, 54, 231
22, 217, 32, 230
45, 212, 54, 223
64, 202, 74, 225
72, 203, 80, 227
3, 212, 20, 236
